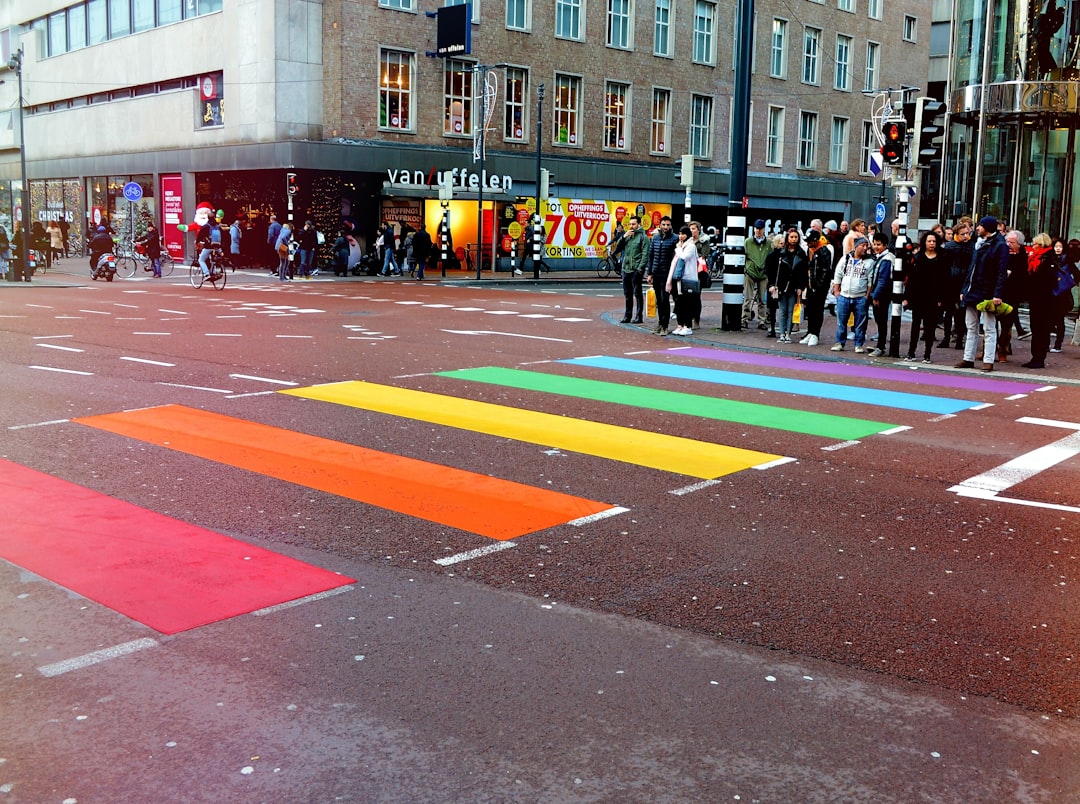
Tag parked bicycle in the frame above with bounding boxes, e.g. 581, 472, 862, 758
595, 252, 620, 278
189, 248, 227, 289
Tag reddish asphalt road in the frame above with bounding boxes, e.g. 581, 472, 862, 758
1, 263, 1079, 801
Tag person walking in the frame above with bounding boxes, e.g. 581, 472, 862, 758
137, 221, 164, 278
867, 233, 896, 357
956, 216, 1009, 371
1022, 233, 1057, 368
618, 215, 649, 323
229, 216, 244, 270
411, 224, 432, 280
903, 230, 948, 362
830, 236, 872, 352
47, 220, 64, 268
265, 214, 282, 271
743, 219, 771, 330
296, 220, 319, 279
379, 221, 399, 276
645, 216, 677, 335
770, 228, 808, 343
666, 225, 701, 336
275, 222, 293, 281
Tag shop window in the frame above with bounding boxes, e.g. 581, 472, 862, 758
690, 94, 712, 159
504, 67, 528, 142
603, 81, 630, 151
380, 49, 414, 131
443, 59, 475, 137
552, 73, 581, 146
651, 87, 670, 155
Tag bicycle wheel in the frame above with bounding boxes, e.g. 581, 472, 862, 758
595, 258, 611, 278
115, 256, 137, 278
160, 253, 175, 277
189, 264, 204, 288
208, 268, 227, 290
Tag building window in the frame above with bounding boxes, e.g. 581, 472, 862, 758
607, 0, 632, 49
444, 59, 475, 136
556, 0, 583, 40
864, 42, 879, 90
651, 87, 671, 154
133, 0, 155, 32
770, 19, 787, 78
654, 0, 672, 57
379, 49, 414, 131
553, 73, 581, 145
861, 120, 876, 174
48, 12, 67, 56
506, 0, 530, 30
444, 0, 481, 23
88, 0, 107, 44
766, 106, 784, 166
503, 67, 528, 141
867, 0, 882, 20
68, 5, 87, 50
802, 27, 820, 84
903, 15, 917, 42
838, 0, 854, 12
830, 117, 849, 172
834, 35, 851, 91
693, 1, 716, 65
379, 0, 415, 9
159, 0, 183, 25
798, 111, 817, 169
690, 94, 713, 158
604, 81, 630, 150
728, 99, 753, 163
110, 0, 131, 37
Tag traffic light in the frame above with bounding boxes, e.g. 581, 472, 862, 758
539, 168, 551, 200
881, 120, 906, 165
676, 153, 694, 188
286, 172, 298, 195
912, 96, 946, 168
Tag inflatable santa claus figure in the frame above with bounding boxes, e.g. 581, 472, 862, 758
176, 201, 221, 234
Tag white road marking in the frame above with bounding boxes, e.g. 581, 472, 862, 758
225, 390, 279, 398
159, 309, 188, 315
568, 506, 630, 525
434, 542, 517, 566
753, 457, 798, 469
156, 382, 234, 394
38, 638, 159, 678
669, 479, 722, 496
1034, 385, 1056, 392
32, 334, 73, 339
970, 402, 995, 410
554, 317, 591, 322
29, 366, 93, 376
1004, 394, 1028, 400
1017, 416, 1080, 430
133, 332, 172, 336
822, 440, 861, 451
251, 585, 354, 616
205, 333, 243, 337
78, 310, 111, 315
440, 329, 572, 343
927, 413, 957, 422
36, 343, 84, 353
275, 334, 313, 339
483, 310, 519, 315
518, 314, 554, 318
229, 373, 299, 386
8, 419, 70, 430
879, 426, 913, 435
121, 356, 176, 366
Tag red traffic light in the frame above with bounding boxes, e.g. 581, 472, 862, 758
881, 120, 906, 165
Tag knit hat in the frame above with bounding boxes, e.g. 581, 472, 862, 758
753, 219, 766, 229
853, 236, 869, 248
977, 216, 998, 232
824, 220, 838, 232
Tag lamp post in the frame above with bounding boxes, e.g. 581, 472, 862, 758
534, 83, 544, 280
7, 47, 27, 282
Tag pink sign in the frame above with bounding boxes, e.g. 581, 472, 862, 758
161, 174, 185, 260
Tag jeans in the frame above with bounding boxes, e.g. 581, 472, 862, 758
150, 256, 161, 277
298, 248, 314, 277
198, 246, 213, 276
776, 290, 799, 336
622, 271, 644, 319
835, 294, 868, 347
382, 248, 398, 274
742, 275, 767, 326
964, 306, 997, 363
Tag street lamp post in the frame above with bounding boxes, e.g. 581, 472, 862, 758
534, 83, 544, 280
7, 47, 27, 282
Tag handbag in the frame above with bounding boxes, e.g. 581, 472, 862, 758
646, 286, 657, 318
792, 303, 802, 324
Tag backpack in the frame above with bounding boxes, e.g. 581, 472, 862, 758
209, 224, 222, 245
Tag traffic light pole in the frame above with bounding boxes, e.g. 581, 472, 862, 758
890, 181, 916, 359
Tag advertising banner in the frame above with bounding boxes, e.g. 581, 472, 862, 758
540, 198, 672, 259
161, 174, 185, 260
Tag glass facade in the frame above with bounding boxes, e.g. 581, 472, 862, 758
946, 0, 1080, 238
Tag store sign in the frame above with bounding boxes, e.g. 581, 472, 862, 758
161, 174, 186, 260
386, 166, 513, 194
436, 3, 471, 56
540, 198, 671, 259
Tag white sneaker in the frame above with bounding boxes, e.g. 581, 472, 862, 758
854, 346, 866, 353
806, 335, 819, 346
513, 268, 523, 275
683, 328, 692, 336
830, 343, 844, 351
799, 333, 811, 344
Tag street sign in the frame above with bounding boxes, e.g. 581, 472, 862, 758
870, 151, 883, 177
875, 202, 886, 225
123, 182, 143, 202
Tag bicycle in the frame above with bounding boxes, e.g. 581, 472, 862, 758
595, 253, 620, 278
131, 239, 175, 277
189, 248, 227, 289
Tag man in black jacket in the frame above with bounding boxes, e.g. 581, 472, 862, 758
956, 216, 1009, 371
644, 216, 677, 335
939, 217, 974, 348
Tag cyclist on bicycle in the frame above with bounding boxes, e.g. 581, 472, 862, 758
137, 222, 163, 278
197, 216, 223, 279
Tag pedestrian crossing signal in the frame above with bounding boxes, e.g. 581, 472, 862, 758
881, 120, 906, 165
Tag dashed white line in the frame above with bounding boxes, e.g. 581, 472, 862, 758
229, 373, 299, 386
434, 542, 517, 566
568, 506, 630, 525
32, 334, 73, 339
669, 479, 722, 496
36, 343, 84, 352
754, 457, 798, 469
159, 309, 188, 315
822, 440, 861, 451
8, 419, 70, 430
121, 356, 176, 366
878, 426, 913, 435
29, 366, 93, 376
276, 334, 313, 339
78, 310, 112, 316
156, 382, 233, 394
251, 585, 354, 616
133, 332, 172, 336
38, 637, 159, 678
205, 333, 243, 337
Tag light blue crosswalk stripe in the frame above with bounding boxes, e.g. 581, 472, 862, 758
561, 355, 981, 415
